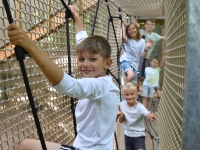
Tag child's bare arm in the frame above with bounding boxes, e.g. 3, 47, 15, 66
146, 112, 158, 121
141, 40, 154, 58
161, 36, 166, 40
68, 5, 84, 32
119, 21, 126, 43
117, 111, 125, 123
160, 52, 166, 68
7, 24, 63, 86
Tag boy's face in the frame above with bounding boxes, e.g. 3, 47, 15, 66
145, 20, 155, 32
127, 24, 138, 38
123, 88, 137, 105
77, 51, 112, 78
151, 59, 159, 68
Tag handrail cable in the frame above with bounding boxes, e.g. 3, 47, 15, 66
59, 0, 77, 137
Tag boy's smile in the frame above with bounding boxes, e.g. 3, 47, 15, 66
77, 52, 111, 78
123, 88, 137, 106
145, 21, 155, 32
151, 59, 159, 68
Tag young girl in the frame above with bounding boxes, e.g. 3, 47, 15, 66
120, 22, 153, 84
118, 82, 157, 150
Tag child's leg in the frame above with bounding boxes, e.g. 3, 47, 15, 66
124, 135, 135, 150
137, 58, 143, 92
133, 136, 145, 150
121, 61, 135, 82
146, 97, 152, 110
126, 69, 135, 82
141, 85, 148, 108
137, 77, 141, 92
142, 97, 148, 108
18, 139, 75, 150
147, 87, 155, 110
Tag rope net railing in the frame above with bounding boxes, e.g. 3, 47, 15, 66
0, 0, 187, 149
0, 0, 126, 149
158, 0, 186, 149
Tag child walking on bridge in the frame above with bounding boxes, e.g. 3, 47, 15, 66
118, 82, 157, 150
142, 55, 165, 109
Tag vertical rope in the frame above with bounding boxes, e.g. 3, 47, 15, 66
91, 0, 100, 35
59, 0, 77, 137
3, 1, 47, 149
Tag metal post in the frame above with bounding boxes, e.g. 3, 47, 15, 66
182, 0, 200, 149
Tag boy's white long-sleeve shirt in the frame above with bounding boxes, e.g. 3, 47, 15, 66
53, 30, 120, 150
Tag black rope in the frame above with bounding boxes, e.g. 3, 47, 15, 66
106, 16, 111, 40
106, 69, 122, 86
138, 95, 159, 149
104, 1, 126, 150
59, 0, 77, 137
141, 58, 147, 78
147, 88, 160, 139
105, 0, 123, 90
91, 0, 100, 35
141, 58, 159, 147
3, 1, 47, 150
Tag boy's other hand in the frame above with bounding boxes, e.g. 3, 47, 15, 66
68, 5, 79, 20
146, 112, 158, 121
7, 24, 34, 51
117, 111, 124, 118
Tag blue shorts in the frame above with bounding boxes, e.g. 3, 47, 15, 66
125, 135, 145, 150
120, 61, 137, 83
142, 85, 155, 98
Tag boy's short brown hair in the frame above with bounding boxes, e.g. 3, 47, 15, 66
146, 18, 155, 24
75, 35, 111, 60
151, 56, 160, 64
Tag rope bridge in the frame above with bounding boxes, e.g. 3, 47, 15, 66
0, 0, 191, 149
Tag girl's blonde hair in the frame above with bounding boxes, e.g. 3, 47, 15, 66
121, 82, 137, 95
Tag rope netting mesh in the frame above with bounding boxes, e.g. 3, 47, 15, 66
0, 0, 186, 150
158, 0, 186, 149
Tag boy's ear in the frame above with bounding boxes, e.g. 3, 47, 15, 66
104, 58, 112, 69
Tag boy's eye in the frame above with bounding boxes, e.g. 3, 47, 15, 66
90, 58, 97, 61
78, 58, 84, 62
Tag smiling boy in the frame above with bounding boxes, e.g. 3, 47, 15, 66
7, 5, 119, 150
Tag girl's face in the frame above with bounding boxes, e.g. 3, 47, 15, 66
77, 51, 111, 78
123, 88, 137, 106
127, 24, 138, 39
151, 59, 159, 68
